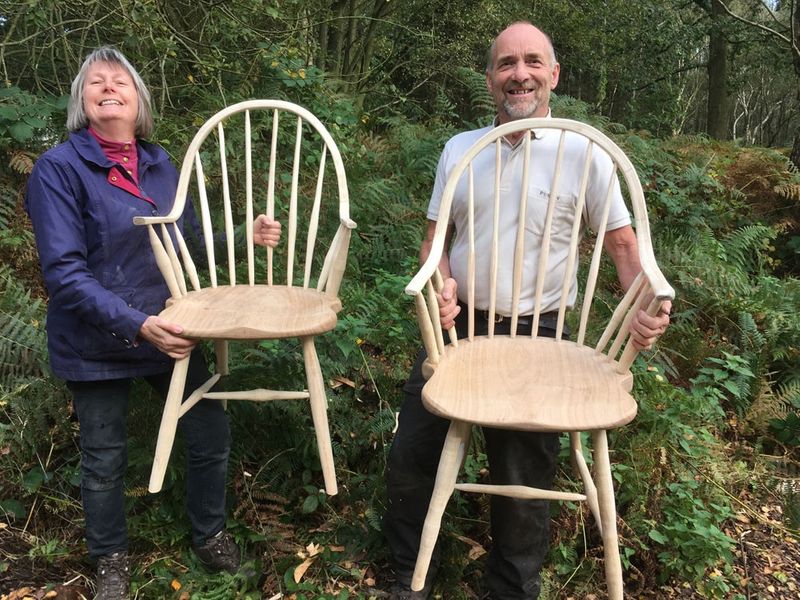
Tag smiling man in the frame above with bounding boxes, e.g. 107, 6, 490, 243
487, 23, 558, 125
382, 21, 670, 600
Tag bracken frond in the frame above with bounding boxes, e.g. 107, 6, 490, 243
455, 67, 495, 119
0, 264, 48, 385
9, 151, 35, 175
774, 183, 800, 203
745, 380, 800, 435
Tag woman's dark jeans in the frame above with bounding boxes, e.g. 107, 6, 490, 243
69, 351, 230, 558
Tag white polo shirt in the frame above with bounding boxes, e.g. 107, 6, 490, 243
427, 118, 631, 315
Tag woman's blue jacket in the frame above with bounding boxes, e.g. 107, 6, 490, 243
26, 128, 197, 381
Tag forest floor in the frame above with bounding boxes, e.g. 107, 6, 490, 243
1, 491, 798, 600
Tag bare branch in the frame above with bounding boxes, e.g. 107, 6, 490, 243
717, 0, 797, 60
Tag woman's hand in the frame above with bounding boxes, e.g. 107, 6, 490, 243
629, 300, 671, 351
253, 214, 282, 247
138, 315, 196, 359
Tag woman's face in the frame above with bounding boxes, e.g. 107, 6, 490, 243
82, 61, 138, 136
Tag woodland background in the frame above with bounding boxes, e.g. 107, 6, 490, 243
0, 0, 799, 598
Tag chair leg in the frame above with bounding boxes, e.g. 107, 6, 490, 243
214, 340, 229, 410
214, 340, 229, 376
411, 419, 471, 592
302, 336, 337, 496
591, 429, 623, 600
149, 356, 191, 493
570, 432, 602, 535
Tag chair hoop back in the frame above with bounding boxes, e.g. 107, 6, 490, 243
135, 100, 356, 297
406, 118, 674, 372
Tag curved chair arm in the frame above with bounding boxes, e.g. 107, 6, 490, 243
606, 207, 673, 372
318, 217, 358, 297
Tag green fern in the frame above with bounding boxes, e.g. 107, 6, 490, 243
0, 181, 18, 232
455, 67, 495, 121
720, 224, 777, 274
737, 311, 766, 353
0, 264, 48, 384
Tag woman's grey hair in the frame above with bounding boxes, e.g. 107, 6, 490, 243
67, 46, 154, 138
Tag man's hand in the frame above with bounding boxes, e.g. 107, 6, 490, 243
138, 316, 196, 359
438, 277, 461, 330
629, 300, 671, 351
253, 214, 282, 247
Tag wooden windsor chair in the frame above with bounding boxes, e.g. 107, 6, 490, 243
134, 100, 356, 496
405, 118, 673, 598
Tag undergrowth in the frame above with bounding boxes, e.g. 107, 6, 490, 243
1, 94, 799, 598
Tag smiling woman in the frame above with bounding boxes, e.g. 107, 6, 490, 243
66, 47, 154, 141
23, 46, 281, 600
81, 63, 139, 140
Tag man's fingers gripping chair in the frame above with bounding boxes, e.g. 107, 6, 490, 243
406, 119, 673, 598
134, 100, 356, 496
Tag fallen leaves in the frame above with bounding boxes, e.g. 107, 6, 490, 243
1, 586, 90, 600
293, 542, 323, 583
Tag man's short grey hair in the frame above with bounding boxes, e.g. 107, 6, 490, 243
67, 46, 154, 139
485, 21, 558, 72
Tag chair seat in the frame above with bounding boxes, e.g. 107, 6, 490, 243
160, 285, 342, 339
422, 337, 636, 431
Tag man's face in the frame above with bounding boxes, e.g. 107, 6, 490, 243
486, 24, 560, 123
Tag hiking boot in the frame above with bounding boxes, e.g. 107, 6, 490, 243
388, 581, 431, 600
94, 551, 130, 600
193, 530, 241, 574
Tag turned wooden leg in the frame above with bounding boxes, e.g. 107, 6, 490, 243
214, 340, 229, 410
571, 432, 603, 535
149, 356, 190, 493
411, 419, 471, 591
592, 429, 623, 600
302, 336, 337, 496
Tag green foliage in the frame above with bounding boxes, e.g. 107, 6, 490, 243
0, 265, 48, 384
0, 87, 67, 147
649, 475, 735, 578
0, 2, 798, 595
692, 351, 756, 416
770, 383, 800, 446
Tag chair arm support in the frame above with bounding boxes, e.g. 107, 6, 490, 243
614, 262, 674, 372
133, 215, 180, 226
318, 217, 357, 297
634, 216, 674, 303
639, 260, 674, 303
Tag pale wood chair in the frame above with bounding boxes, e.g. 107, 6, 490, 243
405, 118, 674, 598
134, 100, 356, 496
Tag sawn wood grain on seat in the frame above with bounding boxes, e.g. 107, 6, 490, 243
422, 337, 637, 431
160, 285, 342, 339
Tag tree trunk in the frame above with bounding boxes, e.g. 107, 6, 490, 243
317, 11, 328, 72
791, 124, 800, 170
707, 0, 732, 139
791, 0, 800, 168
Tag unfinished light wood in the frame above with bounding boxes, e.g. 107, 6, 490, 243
159, 286, 341, 339
421, 337, 636, 431
134, 100, 356, 497
405, 118, 674, 599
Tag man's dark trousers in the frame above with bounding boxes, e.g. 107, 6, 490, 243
384, 308, 562, 599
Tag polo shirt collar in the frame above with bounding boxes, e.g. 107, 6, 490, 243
493, 109, 553, 147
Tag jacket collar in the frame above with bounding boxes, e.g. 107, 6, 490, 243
68, 128, 168, 171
